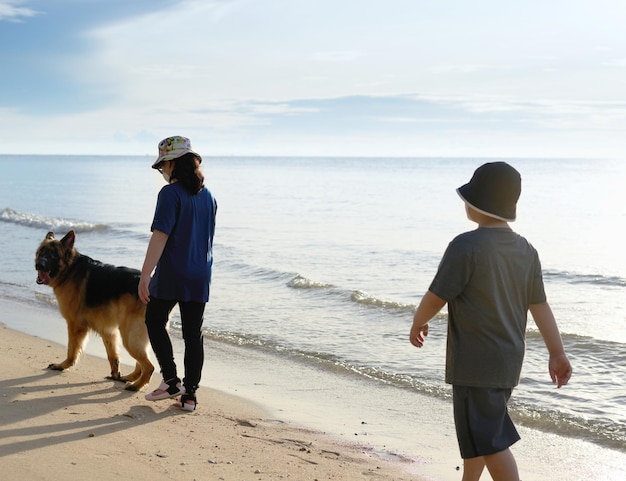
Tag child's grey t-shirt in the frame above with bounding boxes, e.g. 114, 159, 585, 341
429, 227, 546, 388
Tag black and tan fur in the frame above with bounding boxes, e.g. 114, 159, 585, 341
35, 230, 153, 391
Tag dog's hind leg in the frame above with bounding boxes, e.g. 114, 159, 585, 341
49, 323, 89, 371
121, 324, 155, 391
121, 353, 154, 391
122, 348, 154, 391
121, 363, 142, 383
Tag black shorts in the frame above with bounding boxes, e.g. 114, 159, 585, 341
453, 385, 520, 459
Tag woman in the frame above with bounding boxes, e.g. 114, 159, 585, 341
138, 136, 217, 412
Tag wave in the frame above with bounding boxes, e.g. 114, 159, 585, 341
286, 273, 416, 313
0, 208, 108, 233
511, 400, 626, 452
223, 260, 419, 313
200, 326, 447, 392
349, 289, 416, 311
225, 260, 625, 321
527, 329, 626, 356
0, 279, 58, 309
543, 268, 626, 288
286, 274, 334, 289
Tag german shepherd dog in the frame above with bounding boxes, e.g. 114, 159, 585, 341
35, 230, 154, 391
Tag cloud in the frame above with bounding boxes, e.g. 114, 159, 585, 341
427, 64, 491, 75
3, 88, 626, 158
312, 51, 364, 62
0, 0, 38, 22
605, 58, 626, 67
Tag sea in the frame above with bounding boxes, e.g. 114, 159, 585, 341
1, 155, 625, 475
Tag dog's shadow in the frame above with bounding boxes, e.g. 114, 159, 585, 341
0, 370, 176, 457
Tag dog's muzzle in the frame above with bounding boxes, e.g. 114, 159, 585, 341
36, 270, 51, 285
35, 258, 52, 285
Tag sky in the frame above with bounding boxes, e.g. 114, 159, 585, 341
1, 0, 626, 158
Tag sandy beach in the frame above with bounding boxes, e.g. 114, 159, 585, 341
0, 322, 422, 481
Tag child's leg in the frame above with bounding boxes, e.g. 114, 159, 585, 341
483, 448, 519, 481
462, 456, 485, 481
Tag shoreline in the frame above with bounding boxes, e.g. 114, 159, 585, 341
2, 297, 626, 480
0, 323, 420, 481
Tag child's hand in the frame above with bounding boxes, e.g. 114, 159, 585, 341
410, 323, 429, 348
549, 353, 572, 388
409, 291, 445, 349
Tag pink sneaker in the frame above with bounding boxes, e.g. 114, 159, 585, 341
145, 378, 185, 401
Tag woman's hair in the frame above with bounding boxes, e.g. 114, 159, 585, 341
171, 153, 204, 194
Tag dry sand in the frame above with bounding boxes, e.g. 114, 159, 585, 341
0, 324, 420, 481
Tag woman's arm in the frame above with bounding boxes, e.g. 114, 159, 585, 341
138, 230, 169, 304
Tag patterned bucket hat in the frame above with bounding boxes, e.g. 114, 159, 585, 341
152, 136, 201, 169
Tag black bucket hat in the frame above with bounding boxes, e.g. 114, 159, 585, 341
456, 162, 521, 222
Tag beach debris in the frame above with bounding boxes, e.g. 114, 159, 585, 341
236, 419, 257, 428
287, 453, 318, 465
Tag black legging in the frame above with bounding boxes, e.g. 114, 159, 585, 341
145, 297, 206, 395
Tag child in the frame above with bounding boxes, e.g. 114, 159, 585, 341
409, 162, 572, 481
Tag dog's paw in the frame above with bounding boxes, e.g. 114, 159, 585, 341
107, 375, 129, 385
47, 363, 65, 371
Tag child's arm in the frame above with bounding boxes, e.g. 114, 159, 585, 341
529, 301, 572, 388
410, 290, 446, 348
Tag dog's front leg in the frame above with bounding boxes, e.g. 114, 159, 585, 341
49, 323, 88, 371
101, 330, 122, 381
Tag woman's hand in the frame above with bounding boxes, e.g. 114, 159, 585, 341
138, 273, 151, 304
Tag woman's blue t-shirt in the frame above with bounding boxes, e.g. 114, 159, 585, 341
149, 182, 217, 302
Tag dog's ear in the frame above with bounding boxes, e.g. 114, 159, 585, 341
60, 230, 76, 249
45, 231, 55, 241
